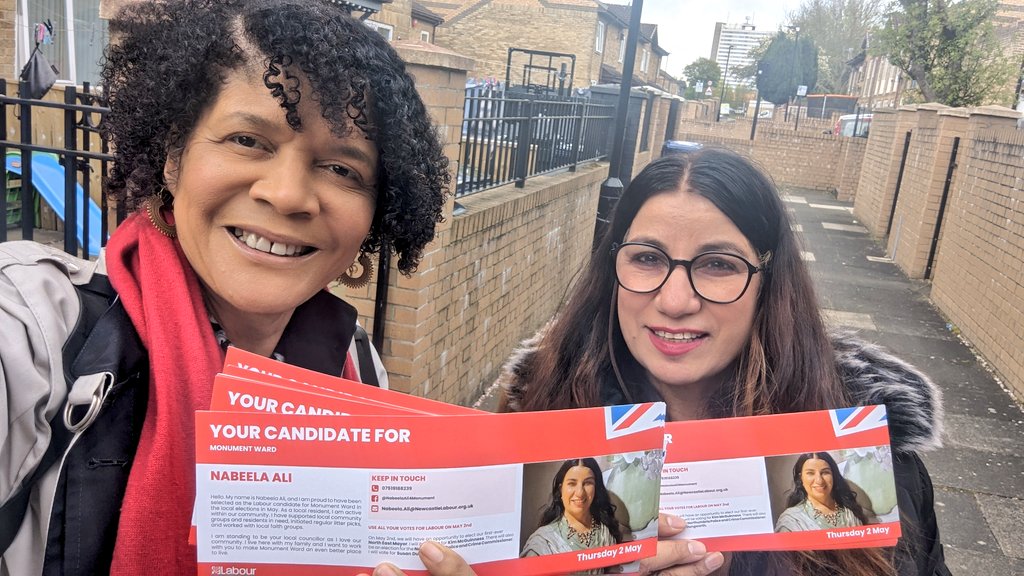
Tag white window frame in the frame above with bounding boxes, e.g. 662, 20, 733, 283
641, 49, 649, 74
595, 21, 605, 53
420, 30, 430, 42
618, 34, 625, 63
364, 20, 394, 41
16, 0, 76, 84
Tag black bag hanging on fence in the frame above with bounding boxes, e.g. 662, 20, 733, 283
19, 46, 59, 100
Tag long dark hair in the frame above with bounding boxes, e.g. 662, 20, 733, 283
518, 150, 895, 574
520, 149, 844, 416
786, 452, 871, 526
102, 0, 449, 275
536, 458, 622, 544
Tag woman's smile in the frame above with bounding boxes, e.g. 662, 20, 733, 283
230, 227, 315, 257
647, 327, 708, 356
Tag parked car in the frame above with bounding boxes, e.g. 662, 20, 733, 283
661, 140, 703, 156
833, 113, 873, 138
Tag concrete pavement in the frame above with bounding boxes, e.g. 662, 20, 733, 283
786, 188, 1024, 575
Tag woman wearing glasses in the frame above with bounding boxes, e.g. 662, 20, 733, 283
491, 149, 950, 576
373, 150, 949, 576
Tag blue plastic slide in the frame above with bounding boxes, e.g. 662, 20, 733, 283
6, 151, 103, 257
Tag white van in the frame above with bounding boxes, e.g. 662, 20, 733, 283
833, 114, 872, 138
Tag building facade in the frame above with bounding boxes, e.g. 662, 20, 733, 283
710, 20, 772, 88
422, 0, 666, 91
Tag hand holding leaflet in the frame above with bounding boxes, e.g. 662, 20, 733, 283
194, 402, 666, 576
661, 406, 900, 552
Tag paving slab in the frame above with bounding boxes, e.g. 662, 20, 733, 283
977, 493, 1024, 559
943, 545, 1024, 576
932, 486, 1000, 553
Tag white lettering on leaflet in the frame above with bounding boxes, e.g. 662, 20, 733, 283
209, 424, 262, 440
576, 543, 643, 563
227, 390, 279, 412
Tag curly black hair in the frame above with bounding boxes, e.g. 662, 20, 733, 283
101, 0, 449, 274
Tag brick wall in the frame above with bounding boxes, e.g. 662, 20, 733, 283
434, 1, 601, 88
930, 108, 1024, 399
375, 0, 413, 41
0, 0, 13, 78
886, 105, 969, 279
432, 165, 604, 404
672, 123, 865, 195
853, 108, 918, 239
835, 137, 867, 201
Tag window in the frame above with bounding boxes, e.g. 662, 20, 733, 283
420, 30, 430, 42
618, 33, 625, 63
364, 20, 394, 41
15, 0, 108, 86
595, 21, 605, 53
641, 49, 649, 74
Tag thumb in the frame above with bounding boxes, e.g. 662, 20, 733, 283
657, 512, 687, 538
419, 540, 477, 576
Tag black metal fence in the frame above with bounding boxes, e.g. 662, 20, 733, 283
458, 84, 615, 196
0, 80, 113, 258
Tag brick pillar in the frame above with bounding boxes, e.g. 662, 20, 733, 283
930, 104, 1023, 398
335, 43, 472, 397
853, 106, 918, 239
964, 105, 1020, 133
887, 103, 973, 279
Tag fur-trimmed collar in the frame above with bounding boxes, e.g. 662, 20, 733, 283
498, 330, 943, 454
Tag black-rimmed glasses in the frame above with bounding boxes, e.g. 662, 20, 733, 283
612, 242, 766, 304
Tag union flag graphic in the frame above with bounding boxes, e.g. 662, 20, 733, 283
605, 402, 666, 440
829, 405, 888, 437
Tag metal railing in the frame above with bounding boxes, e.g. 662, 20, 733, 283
0, 80, 114, 258
458, 88, 615, 197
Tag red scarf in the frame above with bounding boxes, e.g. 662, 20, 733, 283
103, 213, 362, 573
105, 213, 223, 575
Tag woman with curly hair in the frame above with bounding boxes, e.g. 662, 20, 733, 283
1, 1, 451, 574
775, 452, 871, 532
521, 458, 624, 570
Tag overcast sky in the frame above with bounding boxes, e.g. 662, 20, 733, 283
632, 0, 797, 77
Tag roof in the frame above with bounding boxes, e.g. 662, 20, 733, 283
411, 1, 444, 25
599, 2, 666, 54
599, 63, 646, 87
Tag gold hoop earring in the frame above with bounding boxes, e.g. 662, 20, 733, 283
338, 253, 374, 289
145, 191, 176, 238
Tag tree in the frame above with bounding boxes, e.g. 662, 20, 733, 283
730, 37, 772, 83
683, 58, 721, 96
788, 0, 886, 93
756, 31, 820, 105
874, 0, 1014, 106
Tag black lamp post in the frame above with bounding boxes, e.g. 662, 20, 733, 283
784, 25, 800, 122
750, 67, 763, 140
594, 0, 644, 247
716, 45, 734, 122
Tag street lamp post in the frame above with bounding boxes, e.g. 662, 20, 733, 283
717, 45, 734, 122
594, 0, 644, 247
750, 67, 763, 140
784, 25, 800, 123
